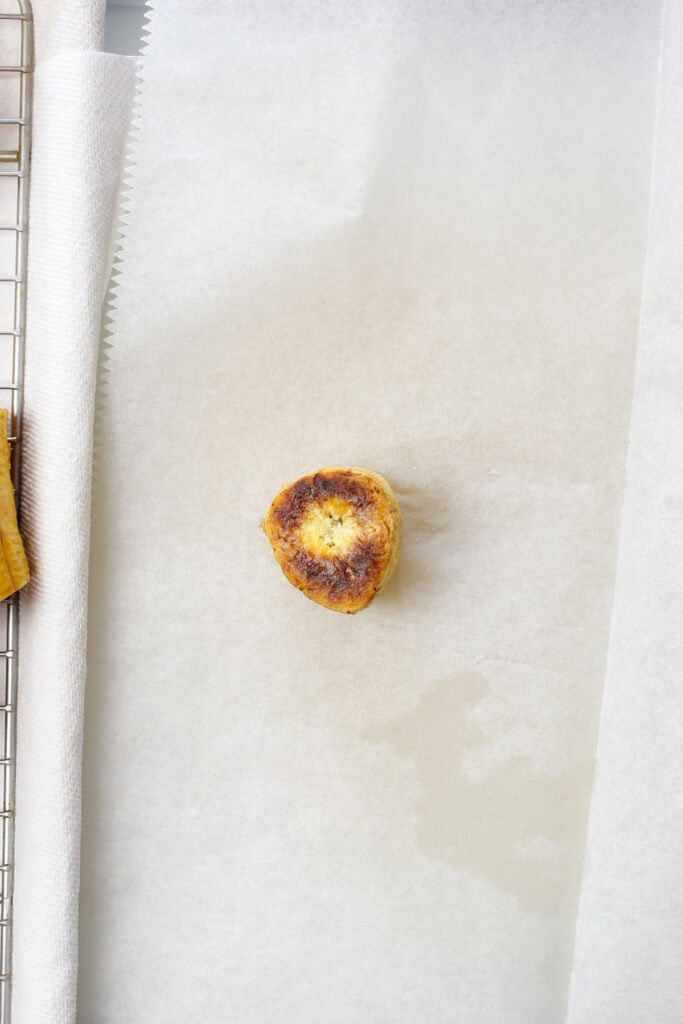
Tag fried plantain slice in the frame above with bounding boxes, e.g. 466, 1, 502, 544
263, 466, 401, 614
0, 409, 29, 602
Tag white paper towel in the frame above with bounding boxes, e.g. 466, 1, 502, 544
78, 2, 670, 1022
11, 2, 137, 1021
567, 0, 683, 1020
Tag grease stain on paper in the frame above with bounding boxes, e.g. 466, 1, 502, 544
366, 670, 591, 913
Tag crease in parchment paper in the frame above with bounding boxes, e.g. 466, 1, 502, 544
567, 0, 683, 1018
563, 0, 668, 1010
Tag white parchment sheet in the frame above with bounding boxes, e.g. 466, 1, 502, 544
78, 2, 667, 1022
567, 1, 683, 1020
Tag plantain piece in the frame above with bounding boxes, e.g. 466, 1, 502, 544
263, 466, 401, 614
0, 409, 29, 602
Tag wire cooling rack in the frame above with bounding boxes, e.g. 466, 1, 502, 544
0, 2, 31, 1021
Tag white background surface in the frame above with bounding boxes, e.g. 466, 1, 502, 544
104, 0, 146, 57
76, 2, 675, 1022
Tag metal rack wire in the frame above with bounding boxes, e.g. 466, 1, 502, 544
0, 3, 31, 1022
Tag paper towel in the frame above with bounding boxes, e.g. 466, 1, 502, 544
11, 2, 137, 1021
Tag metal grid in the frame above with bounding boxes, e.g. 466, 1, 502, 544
0, 3, 31, 1022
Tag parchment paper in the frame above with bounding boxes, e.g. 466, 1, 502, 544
567, 1, 683, 1020
79, 2, 665, 1021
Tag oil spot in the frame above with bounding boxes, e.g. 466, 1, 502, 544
365, 671, 592, 912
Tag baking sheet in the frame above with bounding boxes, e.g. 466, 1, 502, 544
78, 2, 664, 1021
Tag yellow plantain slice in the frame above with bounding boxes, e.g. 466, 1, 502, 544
263, 466, 401, 614
0, 409, 29, 601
